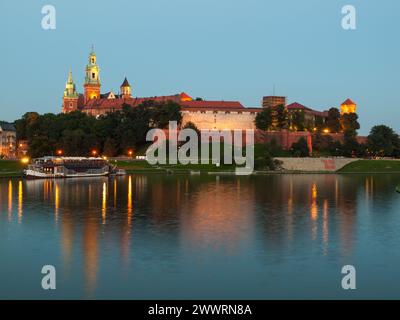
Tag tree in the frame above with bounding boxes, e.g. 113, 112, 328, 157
14, 112, 40, 140
312, 132, 334, 153
367, 125, 400, 157
341, 133, 365, 158
291, 110, 305, 131
291, 138, 309, 157
61, 129, 97, 156
183, 121, 200, 136
275, 105, 288, 130
145, 100, 182, 129
103, 138, 118, 157
29, 136, 54, 158
341, 113, 360, 137
255, 108, 273, 131
326, 108, 341, 133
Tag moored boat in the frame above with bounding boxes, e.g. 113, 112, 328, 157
24, 157, 112, 179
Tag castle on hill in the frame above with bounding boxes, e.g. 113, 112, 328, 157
62, 48, 357, 132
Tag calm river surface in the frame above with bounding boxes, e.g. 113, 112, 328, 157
1, 174, 400, 299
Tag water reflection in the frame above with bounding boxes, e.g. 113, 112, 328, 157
1, 173, 400, 299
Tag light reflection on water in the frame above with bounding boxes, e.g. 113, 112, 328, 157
1, 174, 400, 299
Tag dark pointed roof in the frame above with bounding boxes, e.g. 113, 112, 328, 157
120, 77, 130, 87
0, 122, 16, 132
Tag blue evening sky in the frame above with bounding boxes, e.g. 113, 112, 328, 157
0, 0, 399, 135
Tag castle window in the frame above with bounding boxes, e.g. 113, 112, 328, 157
92, 73, 95, 79
69, 103, 73, 107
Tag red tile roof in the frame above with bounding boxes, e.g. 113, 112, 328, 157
287, 102, 328, 117
81, 93, 248, 112
342, 98, 356, 105
287, 102, 308, 110
82, 95, 182, 110
180, 101, 245, 111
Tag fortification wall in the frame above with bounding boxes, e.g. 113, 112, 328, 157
275, 157, 358, 172
182, 111, 257, 130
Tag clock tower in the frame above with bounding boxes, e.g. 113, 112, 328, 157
84, 46, 101, 102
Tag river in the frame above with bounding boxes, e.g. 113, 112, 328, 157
1, 174, 400, 299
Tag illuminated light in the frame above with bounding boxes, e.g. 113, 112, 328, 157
323, 129, 330, 134
312, 183, 318, 199
91, 150, 98, 157
55, 183, 60, 222
127, 175, 133, 226
102, 182, 107, 224
18, 180, 23, 223
313, 127, 317, 132
128, 150, 133, 157
8, 180, 12, 221
311, 183, 318, 222
19, 143, 23, 147
56, 149, 63, 156
21, 157, 30, 164
102, 156, 108, 160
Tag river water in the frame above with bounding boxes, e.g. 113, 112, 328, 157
1, 174, 400, 299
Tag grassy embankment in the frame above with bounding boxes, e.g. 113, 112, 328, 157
338, 160, 400, 173
0, 160, 25, 177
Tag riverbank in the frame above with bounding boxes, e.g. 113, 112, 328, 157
2, 159, 400, 178
0, 161, 24, 178
338, 159, 400, 173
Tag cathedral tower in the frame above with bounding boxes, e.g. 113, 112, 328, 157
120, 77, 132, 99
62, 70, 79, 113
84, 46, 101, 102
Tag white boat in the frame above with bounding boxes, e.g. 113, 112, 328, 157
24, 157, 110, 179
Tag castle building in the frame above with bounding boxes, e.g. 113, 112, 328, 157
62, 48, 260, 130
61, 48, 355, 134
0, 122, 16, 158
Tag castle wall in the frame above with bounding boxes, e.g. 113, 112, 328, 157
275, 157, 358, 172
182, 110, 257, 130
255, 130, 313, 152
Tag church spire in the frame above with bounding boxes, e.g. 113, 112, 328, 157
62, 69, 79, 113
84, 46, 101, 101
120, 77, 132, 98
67, 68, 73, 84
64, 70, 78, 98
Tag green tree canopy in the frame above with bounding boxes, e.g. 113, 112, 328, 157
275, 105, 288, 130
291, 110, 305, 131
326, 107, 341, 133
15, 100, 183, 158
291, 137, 309, 157
255, 108, 273, 131
367, 125, 400, 157
340, 113, 360, 137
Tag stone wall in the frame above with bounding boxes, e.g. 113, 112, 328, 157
182, 110, 257, 130
275, 157, 358, 172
